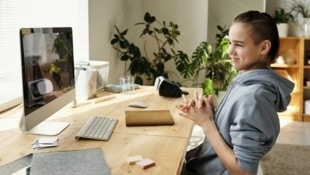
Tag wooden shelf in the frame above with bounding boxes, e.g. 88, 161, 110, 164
302, 114, 310, 122
273, 37, 309, 121
271, 63, 299, 68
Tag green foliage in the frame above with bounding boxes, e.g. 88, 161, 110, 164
175, 25, 236, 95
273, 8, 294, 23
110, 12, 182, 85
175, 41, 211, 87
111, 13, 236, 93
203, 78, 213, 96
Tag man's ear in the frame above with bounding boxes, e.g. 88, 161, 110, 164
260, 40, 271, 55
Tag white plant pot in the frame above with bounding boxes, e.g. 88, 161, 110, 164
277, 23, 289, 37
291, 18, 310, 37
304, 18, 310, 37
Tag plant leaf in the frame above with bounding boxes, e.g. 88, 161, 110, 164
110, 38, 119, 45
144, 12, 156, 23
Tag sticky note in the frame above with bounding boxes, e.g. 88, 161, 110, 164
136, 158, 155, 169
126, 155, 143, 165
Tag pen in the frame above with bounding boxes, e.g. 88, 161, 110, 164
72, 95, 116, 108
92, 95, 116, 104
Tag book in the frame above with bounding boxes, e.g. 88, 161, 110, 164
125, 110, 175, 126
30, 148, 110, 175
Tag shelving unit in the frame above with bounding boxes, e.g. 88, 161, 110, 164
271, 37, 310, 122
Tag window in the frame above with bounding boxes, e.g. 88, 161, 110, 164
0, 0, 89, 112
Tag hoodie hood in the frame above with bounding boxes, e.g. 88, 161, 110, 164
233, 68, 295, 112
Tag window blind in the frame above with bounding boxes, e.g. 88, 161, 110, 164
0, 0, 25, 112
0, 0, 89, 112
0, 0, 24, 77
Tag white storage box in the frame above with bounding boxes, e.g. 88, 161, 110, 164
75, 60, 109, 89
89, 61, 109, 89
305, 100, 310, 114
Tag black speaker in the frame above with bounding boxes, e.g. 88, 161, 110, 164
154, 76, 183, 98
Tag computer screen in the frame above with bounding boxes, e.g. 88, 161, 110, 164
19, 27, 75, 135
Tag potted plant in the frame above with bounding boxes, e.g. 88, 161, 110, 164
111, 13, 236, 96
289, 0, 310, 36
110, 12, 185, 85
202, 27, 236, 101
175, 25, 236, 97
273, 8, 294, 37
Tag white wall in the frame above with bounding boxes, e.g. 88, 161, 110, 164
0, 0, 88, 111
89, 0, 291, 86
89, 0, 208, 85
266, 0, 289, 14
143, 0, 208, 85
208, 0, 266, 45
26, 0, 89, 62
89, 0, 143, 83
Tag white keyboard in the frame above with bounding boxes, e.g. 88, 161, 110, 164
75, 116, 118, 141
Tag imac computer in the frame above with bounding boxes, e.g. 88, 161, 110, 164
19, 27, 75, 135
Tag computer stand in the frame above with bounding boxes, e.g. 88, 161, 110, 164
26, 121, 70, 136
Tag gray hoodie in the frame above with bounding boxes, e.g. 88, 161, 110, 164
184, 68, 294, 175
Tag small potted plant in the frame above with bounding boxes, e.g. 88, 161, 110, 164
273, 8, 294, 37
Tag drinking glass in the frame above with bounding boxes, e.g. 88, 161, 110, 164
119, 76, 134, 94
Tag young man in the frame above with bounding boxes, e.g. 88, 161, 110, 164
176, 11, 294, 175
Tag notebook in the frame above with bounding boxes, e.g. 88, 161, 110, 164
125, 110, 175, 126
0, 153, 32, 175
30, 148, 111, 175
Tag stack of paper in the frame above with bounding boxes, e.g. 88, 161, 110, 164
32, 137, 59, 149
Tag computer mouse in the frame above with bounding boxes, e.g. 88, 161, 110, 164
128, 101, 148, 108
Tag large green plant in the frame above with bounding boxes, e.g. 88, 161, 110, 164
111, 12, 186, 85
111, 13, 236, 92
176, 25, 236, 95
204, 26, 236, 95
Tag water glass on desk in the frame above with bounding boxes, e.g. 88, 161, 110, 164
119, 76, 134, 94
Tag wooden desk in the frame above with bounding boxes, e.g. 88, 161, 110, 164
0, 86, 199, 175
